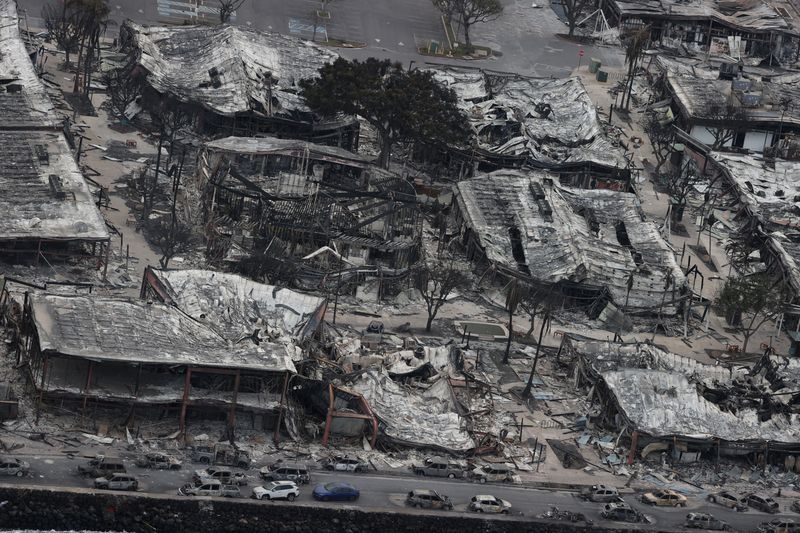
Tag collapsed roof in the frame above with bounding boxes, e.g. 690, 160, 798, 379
345, 370, 475, 453
710, 152, 800, 295
0, 0, 57, 130
0, 131, 109, 242
602, 369, 800, 446
427, 66, 629, 172
144, 268, 327, 342
454, 169, 686, 313
610, 0, 795, 35
205, 136, 372, 169
30, 292, 297, 373
122, 22, 338, 118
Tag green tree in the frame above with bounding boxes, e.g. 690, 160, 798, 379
432, 0, 503, 51
714, 273, 789, 354
301, 58, 470, 168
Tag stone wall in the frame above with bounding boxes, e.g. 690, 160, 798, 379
0, 484, 666, 532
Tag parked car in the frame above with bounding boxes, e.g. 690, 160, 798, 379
259, 463, 310, 484
406, 489, 453, 510
0, 457, 29, 477
601, 502, 645, 523
757, 518, 800, 533
94, 473, 139, 491
78, 457, 126, 478
579, 484, 620, 503
178, 479, 241, 498
707, 490, 748, 511
468, 494, 511, 514
641, 489, 688, 507
412, 456, 465, 479
748, 493, 781, 514
190, 443, 251, 468
685, 512, 729, 531
471, 464, 512, 483
252, 481, 300, 501
322, 456, 370, 473
193, 466, 248, 486
135, 452, 182, 470
312, 482, 359, 502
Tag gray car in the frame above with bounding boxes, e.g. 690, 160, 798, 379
0, 458, 29, 477
94, 473, 139, 491
412, 457, 464, 479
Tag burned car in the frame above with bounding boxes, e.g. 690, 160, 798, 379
406, 489, 453, 510
322, 455, 370, 473
471, 464, 512, 483
135, 452, 182, 470
193, 466, 248, 486
579, 484, 620, 503
412, 457, 465, 479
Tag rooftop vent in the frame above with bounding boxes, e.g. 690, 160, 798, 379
34, 144, 49, 165
529, 181, 546, 200
48, 174, 66, 200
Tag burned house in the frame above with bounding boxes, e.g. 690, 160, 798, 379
425, 66, 631, 188
602, 0, 798, 60
16, 269, 326, 436
119, 22, 358, 148
198, 136, 422, 291
453, 169, 686, 319
703, 152, 800, 319
0, 0, 110, 270
565, 335, 800, 461
667, 73, 800, 154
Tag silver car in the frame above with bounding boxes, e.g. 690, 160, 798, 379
94, 473, 139, 491
468, 495, 511, 514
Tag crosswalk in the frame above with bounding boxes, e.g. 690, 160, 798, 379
156, 0, 236, 23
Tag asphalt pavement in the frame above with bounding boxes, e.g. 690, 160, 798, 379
4, 451, 798, 532
18, 0, 623, 77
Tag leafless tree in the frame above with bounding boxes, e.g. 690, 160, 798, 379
503, 279, 523, 364
101, 68, 142, 119
70, 0, 109, 95
665, 159, 702, 222
219, 0, 245, 23
431, 0, 503, 51
559, 0, 595, 37
413, 257, 469, 332
42, 0, 81, 68
703, 104, 750, 150
644, 112, 674, 175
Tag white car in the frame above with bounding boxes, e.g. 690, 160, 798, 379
468, 494, 511, 513
252, 481, 300, 501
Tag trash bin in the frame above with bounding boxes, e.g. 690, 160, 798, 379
589, 58, 602, 73
596, 70, 608, 82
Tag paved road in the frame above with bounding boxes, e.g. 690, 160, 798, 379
6, 451, 798, 532
18, 0, 622, 76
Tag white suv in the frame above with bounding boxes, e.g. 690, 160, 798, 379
252, 481, 300, 501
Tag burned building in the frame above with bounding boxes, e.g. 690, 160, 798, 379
198, 136, 422, 291
453, 169, 686, 318
703, 152, 800, 319
425, 66, 631, 188
565, 335, 800, 461
667, 74, 800, 154
602, 0, 798, 60
119, 22, 358, 148
0, 0, 110, 270
15, 269, 326, 436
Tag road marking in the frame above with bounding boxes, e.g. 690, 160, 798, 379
288, 18, 327, 40
156, 0, 236, 22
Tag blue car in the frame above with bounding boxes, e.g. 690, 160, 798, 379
312, 482, 360, 502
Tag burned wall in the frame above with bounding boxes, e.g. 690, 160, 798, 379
0, 484, 677, 533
